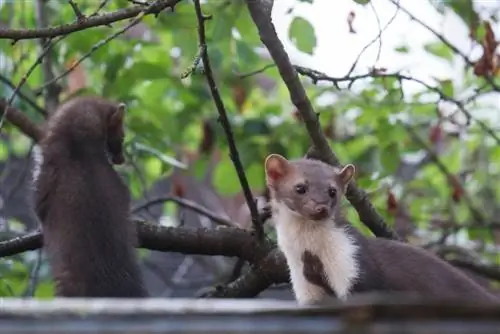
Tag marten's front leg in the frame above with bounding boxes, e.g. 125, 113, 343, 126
301, 250, 335, 297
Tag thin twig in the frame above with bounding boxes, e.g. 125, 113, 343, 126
0, 74, 46, 116
345, 0, 399, 79
90, 0, 111, 17
0, 35, 63, 130
131, 195, 235, 227
237, 63, 276, 79
68, 0, 86, 22
193, 0, 264, 240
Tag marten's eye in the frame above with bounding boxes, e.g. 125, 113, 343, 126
328, 187, 337, 198
295, 183, 307, 194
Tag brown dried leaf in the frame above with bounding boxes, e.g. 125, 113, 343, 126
347, 11, 356, 34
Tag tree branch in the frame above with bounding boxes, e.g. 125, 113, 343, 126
201, 250, 288, 298
448, 258, 500, 282
0, 220, 273, 261
244, 1, 398, 241
132, 195, 236, 227
0, 74, 47, 116
68, 0, 86, 22
0, 0, 182, 41
0, 99, 44, 142
193, 0, 264, 240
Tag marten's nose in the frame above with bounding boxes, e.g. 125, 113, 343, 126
311, 205, 329, 220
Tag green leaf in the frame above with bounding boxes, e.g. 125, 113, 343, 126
134, 143, 187, 169
235, 40, 260, 68
245, 162, 265, 190
379, 142, 400, 175
122, 62, 169, 81
144, 157, 163, 180
242, 119, 270, 136
429, 0, 479, 40
395, 45, 409, 53
288, 16, 317, 55
212, 159, 241, 195
34, 281, 55, 299
104, 53, 127, 82
423, 41, 454, 62
0, 141, 8, 161
192, 157, 209, 180
438, 79, 454, 97
352, 0, 370, 5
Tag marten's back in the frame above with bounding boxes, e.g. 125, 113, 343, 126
34, 97, 147, 297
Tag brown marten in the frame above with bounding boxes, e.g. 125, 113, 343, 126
264, 154, 498, 305
33, 96, 147, 297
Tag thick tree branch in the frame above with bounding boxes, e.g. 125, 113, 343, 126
0, 99, 44, 142
202, 250, 288, 298
0, 221, 272, 262
0, 0, 182, 41
136, 221, 272, 261
243, 1, 398, 240
448, 259, 500, 282
0, 74, 46, 116
193, 0, 264, 239
1, 219, 499, 300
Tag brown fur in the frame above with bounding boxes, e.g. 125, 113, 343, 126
347, 222, 498, 303
34, 96, 147, 297
302, 250, 335, 296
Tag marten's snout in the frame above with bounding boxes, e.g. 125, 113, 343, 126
310, 205, 329, 220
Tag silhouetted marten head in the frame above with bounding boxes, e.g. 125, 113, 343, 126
44, 96, 127, 165
264, 154, 355, 221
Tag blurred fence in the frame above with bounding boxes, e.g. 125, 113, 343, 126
0, 294, 499, 333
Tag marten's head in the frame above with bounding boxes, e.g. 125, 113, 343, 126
45, 96, 127, 165
264, 154, 355, 222
106, 102, 126, 165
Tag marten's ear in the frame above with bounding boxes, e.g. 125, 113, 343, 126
337, 164, 355, 190
265, 154, 291, 184
109, 103, 126, 128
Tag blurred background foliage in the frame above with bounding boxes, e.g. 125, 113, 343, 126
0, 0, 499, 297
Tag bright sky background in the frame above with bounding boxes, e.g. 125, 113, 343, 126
271, 0, 500, 121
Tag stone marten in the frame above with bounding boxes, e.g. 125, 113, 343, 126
264, 153, 498, 305
33, 96, 147, 297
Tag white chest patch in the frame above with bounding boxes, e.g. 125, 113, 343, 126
32, 144, 44, 184
272, 200, 359, 305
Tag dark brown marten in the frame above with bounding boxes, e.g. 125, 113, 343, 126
33, 96, 147, 297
